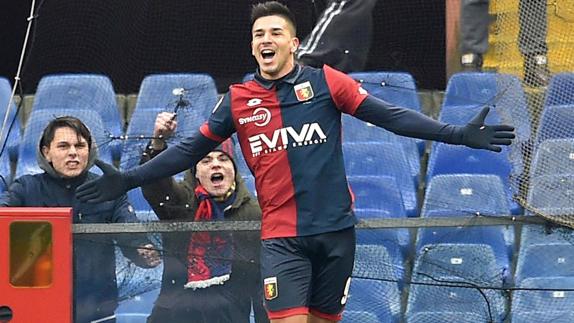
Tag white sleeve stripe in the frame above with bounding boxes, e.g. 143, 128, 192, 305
297, 1, 347, 57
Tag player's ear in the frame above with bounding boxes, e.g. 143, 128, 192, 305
290, 37, 300, 53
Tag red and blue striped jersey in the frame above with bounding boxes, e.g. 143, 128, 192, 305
200, 65, 368, 239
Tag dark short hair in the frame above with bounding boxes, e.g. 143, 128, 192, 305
251, 1, 297, 34
40, 116, 92, 150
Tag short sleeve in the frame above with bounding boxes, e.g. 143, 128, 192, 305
323, 65, 368, 115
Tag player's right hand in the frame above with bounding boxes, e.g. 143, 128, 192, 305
76, 160, 128, 203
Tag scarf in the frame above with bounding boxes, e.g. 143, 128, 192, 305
184, 185, 234, 289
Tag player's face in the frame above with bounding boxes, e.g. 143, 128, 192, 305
42, 127, 90, 178
251, 15, 299, 80
195, 151, 235, 197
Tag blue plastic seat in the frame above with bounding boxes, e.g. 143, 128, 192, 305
406, 273, 508, 322
348, 175, 405, 216
15, 109, 113, 178
341, 115, 421, 174
0, 77, 21, 163
121, 74, 217, 211
242, 175, 257, 197
443, 72, 531, 143
115, 288, 160, 323
544, 73, 574, 107
531, 139, 574, 177
422, 174, 511, 215
349, 71, 425, 153
341, 310, 380, 323
354, 244, 404, 282
426, 143, 520, 214
512, 310, 574, 323
515, 225, 574, 282
526, 175, 574, 212
345, 278, 400, 322
536, 104, 574, 143
350, 72, 422, 113
512, 277, 574, 314
33, 74, 123, 159
411, 243, 510, 287
343, 142, 418, 216
407, 311, 487, 323
0, 149, 12, 188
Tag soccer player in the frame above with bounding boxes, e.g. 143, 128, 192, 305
77, 2, 515, 322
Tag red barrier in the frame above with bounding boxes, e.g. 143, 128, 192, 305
0, 208, 72, 323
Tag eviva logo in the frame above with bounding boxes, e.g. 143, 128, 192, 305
248, 122, 327, 156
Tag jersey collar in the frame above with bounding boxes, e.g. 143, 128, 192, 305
254, 64, 302, 89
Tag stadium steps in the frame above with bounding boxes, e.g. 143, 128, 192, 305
484, 1, 574, 78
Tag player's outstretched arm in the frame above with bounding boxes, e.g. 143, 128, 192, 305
76, 132, 221, 203
353, 96, 515, 152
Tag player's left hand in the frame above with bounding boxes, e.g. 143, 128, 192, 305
460, 107, 515, 152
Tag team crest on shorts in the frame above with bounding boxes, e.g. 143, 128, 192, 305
294, 81, 314, 101
264, 277, 278, 300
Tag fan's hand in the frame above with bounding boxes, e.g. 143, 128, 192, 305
460, 107, 515, 152
76, 160, 129, 203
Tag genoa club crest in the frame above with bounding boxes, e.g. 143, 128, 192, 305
264, 277, 278, 300
294, 81, 314, 101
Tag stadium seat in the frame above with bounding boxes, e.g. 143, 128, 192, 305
0, 77, 21, 163
343, 142, 418, 217
531, 139, 574, 177
350, 71, 422, 113
32, 74, 123, 159
411, 243, 510, 287
512, 310, 574, 323
15, 109, 113, 178
515, 225, 574, 282
242, 175, 257, 197
426, 143, 521, 214
341, 115, 421, 175
349, 71, 425, 153
233, 136, 252, 177
512, 277, 574, 315
406, 272, 508, 322
407, 311, 487, 323
536, 104, 574, 143
354, 244, 405, 282
347, 175, 405, 216
420, 174, 515, 261
443, 72, 531, 144
526, 175, 574, 212
416, 210, 511, 272
422, 174, 510, 215
121, 73, 218, 211
0, 149, 12, 188
544, 73, 574, 107
345, 278, 400, 322
115, 288, 160, 323
134, 73, 217, 122
341, 310, 380, 323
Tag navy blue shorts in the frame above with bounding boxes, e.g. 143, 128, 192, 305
260, 226, 355, 321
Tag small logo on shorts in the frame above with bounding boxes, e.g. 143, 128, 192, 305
340, 277, 352, 305
264, 277, 278, 300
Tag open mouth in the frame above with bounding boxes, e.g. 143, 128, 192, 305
261, 49, 276, 61
211, 173, 224, 185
